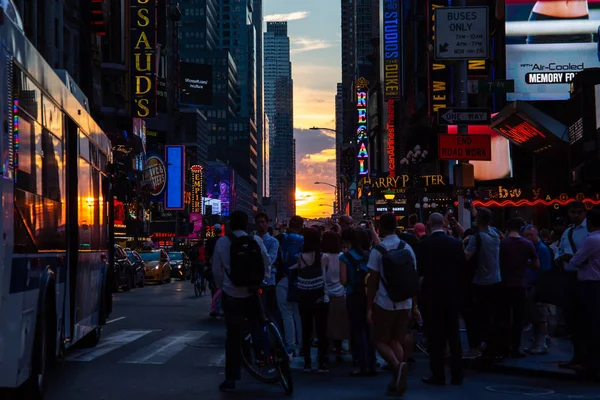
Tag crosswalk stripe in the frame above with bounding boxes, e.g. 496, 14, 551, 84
66, 330, 154, 362
119, 331, 209, 365
206, 353, 226, 367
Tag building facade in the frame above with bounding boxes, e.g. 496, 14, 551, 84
265, 21, 295, 221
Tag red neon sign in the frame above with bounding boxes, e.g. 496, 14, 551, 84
387, 100, 396, 178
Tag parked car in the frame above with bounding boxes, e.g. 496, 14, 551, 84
126, 250, 146, 288
168, 251, 192, 280
114, 245, 134, 291
139, 249, 172, 284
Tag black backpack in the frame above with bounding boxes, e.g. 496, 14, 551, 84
226, 234, 265, 287
290, 254, 326, 305
374, 241, 419, 303
345, 251, 369, 295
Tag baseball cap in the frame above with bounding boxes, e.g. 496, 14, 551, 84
214, 224, 222, 231
414, 223, 426, 238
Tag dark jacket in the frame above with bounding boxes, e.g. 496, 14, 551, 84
416, 231, 468, 306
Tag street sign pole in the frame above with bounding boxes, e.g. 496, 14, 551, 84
457, 0, 471, 229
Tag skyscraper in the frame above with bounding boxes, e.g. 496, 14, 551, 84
341, 0, 357, 145
215, 0, 259, 207
265, 22, 295, 221
253, 0, 268, 201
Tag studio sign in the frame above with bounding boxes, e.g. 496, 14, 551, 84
130, 0, 157, 118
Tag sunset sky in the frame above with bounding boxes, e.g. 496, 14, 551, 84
264, 1, 341, 219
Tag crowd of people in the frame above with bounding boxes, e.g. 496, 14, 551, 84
198, 202, 600, 396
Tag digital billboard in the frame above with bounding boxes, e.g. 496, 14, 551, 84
130, 0, 157, 118
383, 0, 401, 100
447, 113, 514, 181
179, 62, 213, 106
164, 145, 185, 210
206, 167, 232, 217
506, 0, 600, 101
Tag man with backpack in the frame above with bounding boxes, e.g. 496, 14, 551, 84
211, 211, 272, 392
367, 213, 420, 397
276, 216, 305, 354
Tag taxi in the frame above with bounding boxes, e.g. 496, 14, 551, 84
138, 249, 172, 283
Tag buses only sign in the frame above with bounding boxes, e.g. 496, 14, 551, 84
438, 134, 492, 161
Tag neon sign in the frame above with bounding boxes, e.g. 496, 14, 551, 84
387, 100, 395, 178
356, 84, 369, 176
383, 0, 400, 100
190, 165, 203, 213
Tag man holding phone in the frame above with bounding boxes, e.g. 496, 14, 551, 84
554, 201, 589, 370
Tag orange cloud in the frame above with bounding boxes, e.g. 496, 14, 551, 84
296, 148, 336, 219
291, 63, 339, 218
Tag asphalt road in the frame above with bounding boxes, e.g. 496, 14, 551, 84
39, 280, 600, 400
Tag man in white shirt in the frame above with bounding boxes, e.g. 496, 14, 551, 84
554, 201, 589, 370
367, 213, 419, 397
212, 211, 272, 392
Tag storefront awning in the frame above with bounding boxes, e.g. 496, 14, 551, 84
490, 101, 568, 153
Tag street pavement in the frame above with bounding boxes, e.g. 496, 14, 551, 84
38, 280, 600, 400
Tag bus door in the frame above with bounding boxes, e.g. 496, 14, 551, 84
65, 116, 79, 340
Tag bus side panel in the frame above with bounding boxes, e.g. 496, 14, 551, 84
73, 252, 104, 342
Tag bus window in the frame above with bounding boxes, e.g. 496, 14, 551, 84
78, 157, 92, 250
13, 67, 42, 122
41, 95, 63, 139
15, 116, 36, 192
41, 130, 65, 203
79, 130, 90, 161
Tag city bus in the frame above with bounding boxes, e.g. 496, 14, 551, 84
0, 2, 113, 397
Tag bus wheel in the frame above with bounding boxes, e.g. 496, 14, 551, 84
79, 326, 102, 348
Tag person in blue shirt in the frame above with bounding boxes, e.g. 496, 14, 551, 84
340, 227, 377, 376
523, 224, 554, 354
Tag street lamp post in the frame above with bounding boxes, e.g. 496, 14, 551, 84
314, 181, 339, 214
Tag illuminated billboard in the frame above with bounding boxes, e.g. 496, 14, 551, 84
447, 113, 514, 181
383, 0, 400, 100
164, 145, 185, 210
357, 86, 369, 176
206, 166, 232, 217
179, 63, 213, 106
506, 0, 600, 101
130, 0, 157, 118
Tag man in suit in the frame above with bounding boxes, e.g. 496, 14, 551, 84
416, 212, 466, 385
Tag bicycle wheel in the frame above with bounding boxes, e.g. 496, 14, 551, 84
240, 325, 280, 384
267, 322, 293, 395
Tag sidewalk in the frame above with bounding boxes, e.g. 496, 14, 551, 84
491, 336, 578, 380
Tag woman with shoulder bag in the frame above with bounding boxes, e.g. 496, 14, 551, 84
289, 228, 330, 373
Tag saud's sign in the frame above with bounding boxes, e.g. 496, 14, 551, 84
130, 0, 157, 118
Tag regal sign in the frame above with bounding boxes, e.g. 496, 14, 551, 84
130, 0, 157, 118
356, 80, 369, 177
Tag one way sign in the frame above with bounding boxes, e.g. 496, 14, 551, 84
437, 108, 491, 126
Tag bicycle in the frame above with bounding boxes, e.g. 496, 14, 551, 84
240, 287, 293, 395
192, 265, 208, 297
